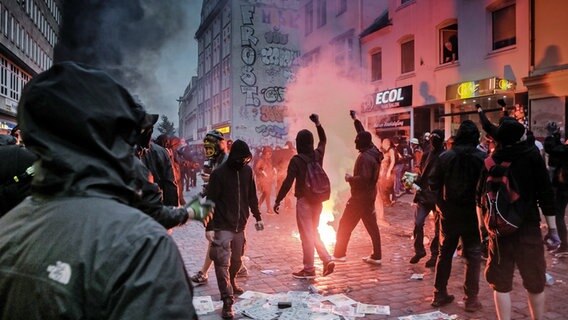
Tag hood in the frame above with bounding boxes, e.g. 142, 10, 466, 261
454, 120, 480, 147
0, 134, 16, 146
17, 62, 144, 202
431, 129, 445, 151
227, 139, 252, 170
495, 117, 526, 146
355, 131, 372, 151
296, 129, 314, 155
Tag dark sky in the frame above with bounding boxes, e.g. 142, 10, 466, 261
54, 0, 203, 127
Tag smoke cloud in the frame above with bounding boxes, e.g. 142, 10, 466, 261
54, 0, 198, 125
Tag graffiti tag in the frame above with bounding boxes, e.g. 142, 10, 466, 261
260, 86, 285, 103
259, 105, 287, 123
255, 124, 288, 139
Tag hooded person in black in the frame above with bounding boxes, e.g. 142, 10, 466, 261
273, 114, 335, 279
429, 120, 486, 311
333, 110, 383, 265
476, 118, 558, 320
206, 139, 263, 319
0, 62, 197, 319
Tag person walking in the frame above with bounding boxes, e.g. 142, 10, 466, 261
408, 129, 444, 267
379, 138, 396, 207
273, 114, 335, 279
0, 62, 198, 319
206, 139, 264, 319
333, 111, 383, 265
429, 120, 485, 311
477, 118, 559, 320
255, 146, 275, 214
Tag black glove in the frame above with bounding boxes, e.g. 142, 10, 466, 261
273, 202, 281, 214
349, 110, 356, 120
309, 113, 319, 125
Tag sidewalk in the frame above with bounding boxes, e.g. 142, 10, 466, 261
174, 190, 568, 319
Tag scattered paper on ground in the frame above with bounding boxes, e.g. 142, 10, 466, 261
398, 310, 458, 320
356, 302, 390, 315
410, 273, 424, 280
192, 296, 214, 315
325, 293, 358, 307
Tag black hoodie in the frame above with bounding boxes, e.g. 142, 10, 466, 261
275, 124, 326, 203
207, 140, 261, 232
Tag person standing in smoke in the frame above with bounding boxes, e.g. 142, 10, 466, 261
0, 62, 198, 319
206, 139, 264, 319
333, 110, 383, 265
273, 114, 335, 279
429, 120, 485, 311
408, 129, 444, 267
254, 146, 275, 214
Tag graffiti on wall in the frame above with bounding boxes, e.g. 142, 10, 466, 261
264, 26, 288, 45
255, 124, 288, 139
260, 86, 285, 103
259, 105, 287, 123
260, 47, 300, 67
240, 5, 260, 112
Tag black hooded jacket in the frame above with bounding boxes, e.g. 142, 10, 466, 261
350, 120, 382, 199
0, 62, 196, 319
206, 140, 261, 232
275, 124, 326, 203
137, 142, 179, 206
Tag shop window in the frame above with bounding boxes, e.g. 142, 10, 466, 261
401, 39, 414, 74
337, 0, 347, 16
371, 51, 382, 81
440, 24, 458, 64
492, 4, 516, 50
316, 0, 326, 28
305, 1, 313, 35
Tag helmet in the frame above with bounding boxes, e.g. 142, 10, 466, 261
203, 130, 224, 158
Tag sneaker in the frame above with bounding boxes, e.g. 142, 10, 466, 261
332, 256, 347, 263
464, 298, 482, 312
554, 247, 568, 257
222, 297, 234, 319
409, 252, 426, 264
292, 269, 316, 279
190, 271, 208, 285
236, 266, 249, 278
431, 293, 455, 308
362, 256, 382, 265
323, 261, 335, 276
424, 257, 437, 268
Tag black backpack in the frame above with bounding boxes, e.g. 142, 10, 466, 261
297, 153, 331, 203
481, 157, 524, 237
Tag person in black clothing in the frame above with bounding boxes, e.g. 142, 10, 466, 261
544, 121, 568, 256
273, 114, 335, 279
0, 134, 37, 217
206, 139, 263, 319
477, 118, 558, 320
408, 129, 444, 267
429, 120, 485, 311
333, 110, 383, 265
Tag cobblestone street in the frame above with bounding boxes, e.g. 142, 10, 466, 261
174, 191, 568, 319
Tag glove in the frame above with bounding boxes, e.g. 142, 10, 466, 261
255, 220, 264, 231
544, 228, 561, 250
273, 202, 281, 214
186, 195, 215, 222
349, 110, 356, 120
475, 104, 483, 113
309, 113, 319, 125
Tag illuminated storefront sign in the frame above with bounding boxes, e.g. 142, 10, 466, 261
446, 77, 516, 100
215, 125, 231, 134
374, 85, 413, 109
375, 118, 411, 129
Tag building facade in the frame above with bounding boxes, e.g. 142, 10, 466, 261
178, 76, 198, 143
189, 0, 302, 148
360, 0, 530, 140
0, 0, 61, 134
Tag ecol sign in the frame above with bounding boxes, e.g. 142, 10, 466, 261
374, 85, 413, 109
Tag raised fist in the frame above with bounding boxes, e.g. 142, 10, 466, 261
309, 113, 319, 124
349, 110, 357, 119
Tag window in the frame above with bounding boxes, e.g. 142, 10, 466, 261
305, 1, 313, 35
401, 0, 413, 5
371, 51, 382, 81
440, 24, 458, 64
337, 0, 347, 15
492, 4, 516, 50
316, 0, 326, 28
401, 39, 414, 74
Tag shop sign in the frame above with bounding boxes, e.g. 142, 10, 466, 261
446, 77, 516, 100
374, 118, 411, 129
215, 125, 231, 134
374, 85, 412, 109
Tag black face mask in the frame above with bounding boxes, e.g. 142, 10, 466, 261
228, 155, 251, 170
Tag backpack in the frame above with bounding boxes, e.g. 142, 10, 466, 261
481, 157, 524, 237
297, 153, 331, 203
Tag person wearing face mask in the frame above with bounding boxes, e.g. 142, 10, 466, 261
205, 139, 263, 319
333, 110, 383, 265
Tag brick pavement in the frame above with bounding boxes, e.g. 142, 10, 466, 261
174, 191, 568, 319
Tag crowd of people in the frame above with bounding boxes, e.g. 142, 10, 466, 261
0, 62, 566, 320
